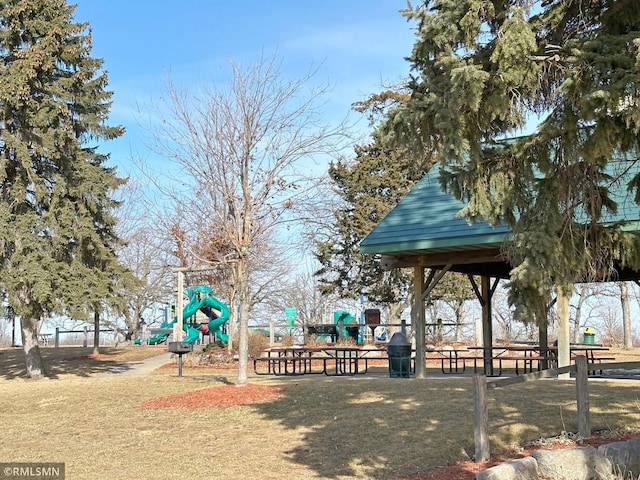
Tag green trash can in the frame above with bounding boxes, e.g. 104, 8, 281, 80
583, 327, 595, 345
387, 332, 411, 378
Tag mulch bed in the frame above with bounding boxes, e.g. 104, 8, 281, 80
141, 383, 285, 409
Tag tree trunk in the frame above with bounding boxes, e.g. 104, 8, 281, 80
538, 314, 549, 370
573, 286, 587, 343
20, 315, 46, 378
236, 261, 249, 386
93, 310, 100, 355
454, 302, 464, 342
227, 292, 238, 355
556, 286, 571, 380
620, 282, 632, 349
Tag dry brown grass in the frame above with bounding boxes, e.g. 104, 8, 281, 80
0, 346, 639, 479
0, 345, 167, 379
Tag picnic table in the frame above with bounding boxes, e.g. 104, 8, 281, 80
464, 344, 612, 376
545, 344, 613, 374
427, 347, 468, 374
253, 345, 389, 376
466, 345, 553, 375
253, 346, 316, 376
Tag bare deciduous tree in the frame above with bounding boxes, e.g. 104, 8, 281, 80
114, 180, 176, 340
141, 53, 349, 385
619, 282, 633, 349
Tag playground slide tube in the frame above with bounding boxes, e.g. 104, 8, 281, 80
146, 286, 230, 345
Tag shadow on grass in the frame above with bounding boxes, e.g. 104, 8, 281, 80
0, 346, 163, 379
250, 372, 640, 480
250, 375, 477, 479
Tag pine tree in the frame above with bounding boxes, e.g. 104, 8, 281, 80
385, 0, 640, 318
315, 134, 421, 306
316, 131, 477, 334
0, 0, 125, 377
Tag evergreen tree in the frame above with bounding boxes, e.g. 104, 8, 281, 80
0, 0, 125, 376
385, 0, 640, 318
315, 134, 422, 306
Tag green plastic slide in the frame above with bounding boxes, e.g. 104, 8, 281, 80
143, 285, 229, 345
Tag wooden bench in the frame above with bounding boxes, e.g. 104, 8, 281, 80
345, 354, 416, 375
253, 355, 321, 376
593, 356, 616, 362
590, 356, 616, 375
460, 356, 487, 374
254, 353, 383, 376
461, 355, 554, 376
426, 350, 467, 374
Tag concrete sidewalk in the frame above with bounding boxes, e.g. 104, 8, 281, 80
97, 352, 173, 378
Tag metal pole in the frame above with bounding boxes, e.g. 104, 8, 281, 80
175, 271, 184, 341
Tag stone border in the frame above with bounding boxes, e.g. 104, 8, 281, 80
477, 437, 640, 480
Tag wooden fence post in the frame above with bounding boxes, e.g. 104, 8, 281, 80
473, 374, 490, 462
83, 326, 88, 347
54, 327, 60, 349
575, 355, 591, 438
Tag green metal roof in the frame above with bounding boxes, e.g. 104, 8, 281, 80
360, 169, 510, 256
360, 161, 640, 258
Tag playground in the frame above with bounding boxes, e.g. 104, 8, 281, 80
136, 285, 230, 346
1, 346, 640, 479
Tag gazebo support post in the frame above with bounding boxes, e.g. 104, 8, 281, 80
556, 286, 571, 379
414, 265, 426, 378
481, 276, 494, 376
538, 317, 549, 369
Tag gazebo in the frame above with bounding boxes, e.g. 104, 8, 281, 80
360, 160, 640, 378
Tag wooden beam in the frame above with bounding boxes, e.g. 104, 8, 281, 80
473, 375, 490, 462
422, 265, 452, 301
486, 364, 576, 388
481, 276, 493, 376
575, 356, 591, 437
381, 248, 505, 270
468, 275, 484, 307
557, 286, 571, 379
414, 265, 426, 379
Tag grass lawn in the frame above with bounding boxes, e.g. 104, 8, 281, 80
0, 346, 639, 479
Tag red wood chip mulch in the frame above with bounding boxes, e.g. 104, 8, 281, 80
395, 430, 640, 480
141, 384, 285, 410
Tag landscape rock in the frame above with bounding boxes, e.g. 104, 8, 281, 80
532, 446, 614, 479
599, 436, 640, 478
475, 457, 538, 480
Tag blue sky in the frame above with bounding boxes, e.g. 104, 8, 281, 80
72, 1, 417, 176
